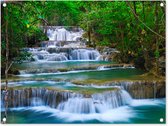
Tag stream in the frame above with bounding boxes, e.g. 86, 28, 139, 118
1, 26, 165, 124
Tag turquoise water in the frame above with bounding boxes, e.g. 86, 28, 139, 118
13, 61, 114, 70
14, 61, 144, 81
1, 61, 166, 124
1, 99, 166, 124
2, 81, 116, 91
18, 68, 144, 81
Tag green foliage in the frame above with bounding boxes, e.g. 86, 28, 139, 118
1, 2, 49, 65
44, 1, 80, 25
154, 50, 160, 58
1, 1, 165, 72
98, 41, 110, 46
78, 1, 165, 72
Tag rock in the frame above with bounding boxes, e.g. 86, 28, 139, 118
158, 56, 165, 76
108, 80, 165, 99
72, 80, 165, 99
47, 48, 58, 53
9, 68, 20, 75
98, 47, 120, 61
84, 94, 91, 98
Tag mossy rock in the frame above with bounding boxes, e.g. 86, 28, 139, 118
57, 68, 70, 72
77, 88, 119, 95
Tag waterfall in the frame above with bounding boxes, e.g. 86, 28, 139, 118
31, 51, 68, 61
70, 49, 100, 60
57, 90, 132, 114
30, 97, 44, 106
57, 28, 68, 41
47, 27, 83, 41
29, 48, 101, 61
3, 88, 132, 114
92, 90, 132, 110
57, 98, 96, 113
24, 26, 102, 62
47, 53, 68, 61
6, 88, 82, 108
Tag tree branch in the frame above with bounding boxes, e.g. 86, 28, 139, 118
126, 2, 165, 39
6, 62, 13, 73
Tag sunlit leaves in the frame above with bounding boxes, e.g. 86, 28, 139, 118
154, 50, 160, 58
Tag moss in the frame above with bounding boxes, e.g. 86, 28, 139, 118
71, 79, 111, 85
71, 73, 165, 86
76, 88, 119, 95
1, 78, 63, 83
1, 85, 119, 96
1, 86, 73, 93
132, 72, 165, 81
57, 68, 71, 72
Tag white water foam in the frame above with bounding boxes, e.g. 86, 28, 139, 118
9, 105, 135, 123
8, 98, 165, 123
130, 98, 166, 107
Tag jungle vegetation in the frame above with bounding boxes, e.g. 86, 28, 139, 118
1, 1, 166, 79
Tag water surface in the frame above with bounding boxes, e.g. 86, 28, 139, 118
2, 99, 165, 124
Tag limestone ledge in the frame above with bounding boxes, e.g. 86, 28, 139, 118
72, 79, 165, 99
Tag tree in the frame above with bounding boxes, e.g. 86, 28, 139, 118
1, 1, 165, 77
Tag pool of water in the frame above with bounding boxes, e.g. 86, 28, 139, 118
17, 68, 144, 81
1, 99, 165, 124
1, 80, 102, 89
1, 80, 121, 94
1, 61, 165, 124
12, 61, 144, 81
13, 61, 114, 70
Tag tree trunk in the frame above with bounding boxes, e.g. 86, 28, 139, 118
133, 1, 137, 15
5, 7, 9, 91
4, 6, 9, 121
119, 24, 124, 53
119, 23, 126, 62
133, 1, 139, 24
92, 28, 96, 49
44, 23, 47, 36
87, 22, 91, 46
155, 2, 159, 74
142, 1, 145, 21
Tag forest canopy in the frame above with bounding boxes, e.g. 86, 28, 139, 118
1, 1, 165, 76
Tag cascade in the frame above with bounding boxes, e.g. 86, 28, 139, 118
47, 27, 83, 41
25, 26, 102, 61
57, 89, 132, 114
2, 88, 132, 114
70, 49, 100, 60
